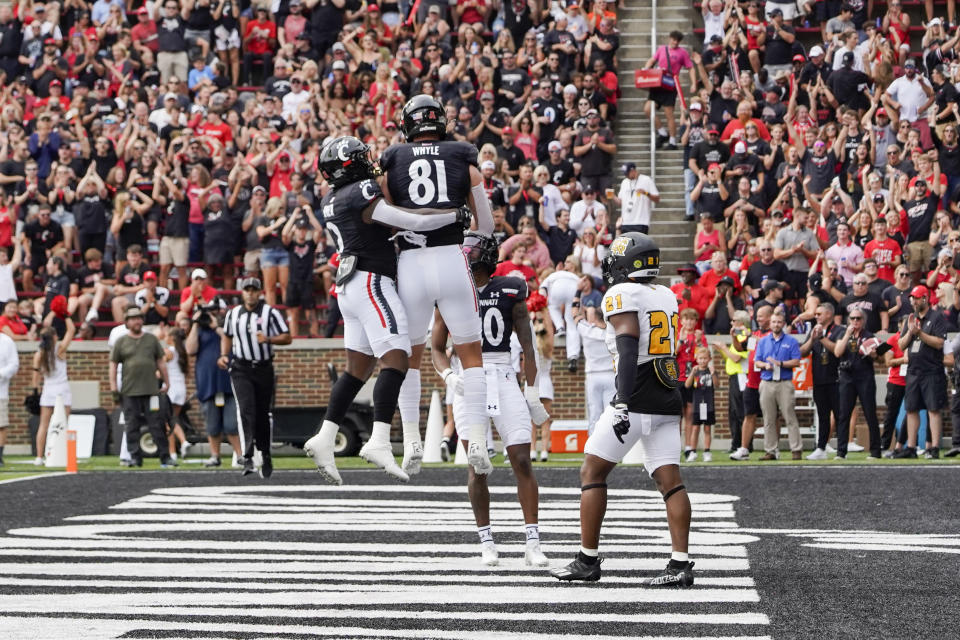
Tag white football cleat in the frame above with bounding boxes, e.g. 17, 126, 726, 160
524, 541, 549, 567
481, 542, 499, 566
360, 441, 409, 482
304, 433, 342, 485
467, 440, 493, 476
402, 440, 424, 476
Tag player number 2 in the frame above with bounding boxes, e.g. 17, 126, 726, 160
408, 159, 450, 205
647, 310, 679, 355
482, 306, 505, 346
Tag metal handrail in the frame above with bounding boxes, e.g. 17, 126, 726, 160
650, 0, 657, 179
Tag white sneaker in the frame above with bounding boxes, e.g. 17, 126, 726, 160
402, 440, 424, 476
85, 308, 98, 323
180, 441, 191, 459
685, 450, 697, 463
530, 450, 537, 461
729, 447, 750, 461
304, 433, 342, 485
825, 443, 836, 453
524, 541, 549, 567
847, 442, 865, 453
33, 456, 44, 466
231, 452, 243, 468
702, 451, 712, 462
806, 448, 827, 461
538, 450, 548, 462
359, 440, 409, 482
467, 440, 494, 475
481, 542, 499, 566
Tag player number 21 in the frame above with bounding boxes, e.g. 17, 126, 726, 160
648, 310, 679, 355
408, 159, 450, 205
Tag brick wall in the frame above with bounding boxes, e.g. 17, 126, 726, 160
5, 339, 951, 444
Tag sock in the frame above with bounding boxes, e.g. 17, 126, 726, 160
477, 525, 493, 544
373, 367, 406, 424
170, 453, 178, 461
461, 367, 487, 441
397, 368, 421, 425
669, 136, 676, 144
578, 546, 599, 565
671, 551, 689, 563
524, 523, 540, 543
318, 419, 339, 447
657, 127, 667, 137
326, 372, 366, 424
369, 421, 392, 445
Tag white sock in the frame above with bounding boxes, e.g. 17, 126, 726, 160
369, 421, 391, 445
469, 422, 487, 445
402, 421, 421, 444
170, 453, 178, 461
461, 367, 487, 436
579, 546, 599, 557
477, 525, 493, 544
319, 419, 339, 447
671, 551, 689, 562
397, 368, 421, 424
657, 127, 667, 137
669, 136, 676, 144
525, 524, 540, 543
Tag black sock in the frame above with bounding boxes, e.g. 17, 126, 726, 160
373, 367, 406, 424
668, 559, 689, 569
0, 445, 4, 457
577, 551, 598, 565
326, 372, 366, 424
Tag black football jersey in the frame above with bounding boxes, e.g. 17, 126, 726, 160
477, 276, 527, 353
380, 140, 478, 250
320, 179, 397, 279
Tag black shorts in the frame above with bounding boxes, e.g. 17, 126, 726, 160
904, 372, 948, 413
680, 385, 694, 405
743, 386, 761, 415
285, 282, 315, 310
649, 86, 677, 108
693, 415, 715, 427
204, 246, 234, 265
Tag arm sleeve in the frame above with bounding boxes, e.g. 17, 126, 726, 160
614, 333, 639, 403
471, 183, 495, 235
370, 199, 459, 231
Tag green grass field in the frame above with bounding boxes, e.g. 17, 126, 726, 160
1, 450, 957, 474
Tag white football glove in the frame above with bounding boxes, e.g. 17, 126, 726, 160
524, 384, 550, 425
441, 368, 464, 395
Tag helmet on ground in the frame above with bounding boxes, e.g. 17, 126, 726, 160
319, 136, 377, 187
462, 231, 499, 274
601, 232, 660, 285
400, 94, 447, 141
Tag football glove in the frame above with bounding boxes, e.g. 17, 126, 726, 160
612, 402, 631, 444
441, 367, 464, 395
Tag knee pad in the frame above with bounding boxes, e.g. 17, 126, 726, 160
581, 483, 607, 492
662, 484, 686, 502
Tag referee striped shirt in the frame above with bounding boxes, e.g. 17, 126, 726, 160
224, 301, 290, 362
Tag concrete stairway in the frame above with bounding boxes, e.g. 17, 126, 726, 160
614, 0, 698, 277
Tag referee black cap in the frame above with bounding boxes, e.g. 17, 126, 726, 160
239, 276, 262, 291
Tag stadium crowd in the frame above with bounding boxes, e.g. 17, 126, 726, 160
649, 0, 960, 460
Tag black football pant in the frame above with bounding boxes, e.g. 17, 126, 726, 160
837, 376, 880, 457
881, 382, 906, 450
122, 395, 171, 464
230, 362, 275, 461
813, 383, 839, 451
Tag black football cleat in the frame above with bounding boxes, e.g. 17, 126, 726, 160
643, 561, 695, 588
259, 456, 273, 479
549, 556, 602, 582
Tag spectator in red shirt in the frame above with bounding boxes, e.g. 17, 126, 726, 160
131, 7, 158, 55
196, 109, 233, 145
699, 252, 742, 299
493, 244, 538, 285
694, 213, 722, 272
456, 0, 489, 38
925, 248, 955, 305
672, 263, 709, 320
242, 6, 277, 84
178, 268, 219, 324
862, 217, 902, 283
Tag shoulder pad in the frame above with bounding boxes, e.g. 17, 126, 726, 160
379, 145, 399, 171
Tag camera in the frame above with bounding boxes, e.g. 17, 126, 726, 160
195, 300, 221, 329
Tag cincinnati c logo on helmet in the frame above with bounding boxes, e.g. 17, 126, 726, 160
336, 139, 351, 161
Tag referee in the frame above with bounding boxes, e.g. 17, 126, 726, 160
219, 276, 291, 478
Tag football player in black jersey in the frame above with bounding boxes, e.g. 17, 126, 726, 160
379, 95, 499, 479
431, 232, 551, 567
304, 136, 467, 485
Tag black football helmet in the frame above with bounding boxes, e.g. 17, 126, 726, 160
319, 136, 378, 187
601, 232, 660, 286
400, 94, 447, 141
462, 231, 499, 274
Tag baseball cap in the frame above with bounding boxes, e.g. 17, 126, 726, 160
164, 92, 178, 102
332, 42, 346, 52
240, 276, 263, 290
332, 60, 346, 71
191, 268, 208, 280
502, 126, 514, 135
677, 263, 698, 274
583, 185, 596, 194
428, 4, 440, 12
367, 3, 379, 11
939, 248, 953, 260
480, 160, 496, 170
876, 107, 888, 117
479, 91, 494, 101
124, 307, 144, 320
719, 275, 736, 287
143, 270, 157, 281
873, 192, 887, 202
586, 108, 599, 117
793, 54, 805, 63
769, 7, 783, 16
49, 79, 61, 87
910, 285, 930, 298
762, 280, 784, 293
252, 185, 267, 194
842, 51, 855, 66
135, 6, 148, 14
707, 162, 720, 171
809, 45, 825, 57
689, 102, 703, 111
832, 195, 843, 204
904, 58, 918, 69
623, 161, 637, 174
706, 125, 719, 135
734, 141, 747, 154
548, 140, 563, 151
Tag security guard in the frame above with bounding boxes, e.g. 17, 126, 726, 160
219, 276, 291, 478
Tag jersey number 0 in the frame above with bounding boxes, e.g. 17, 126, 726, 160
408, 159, 450, 205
